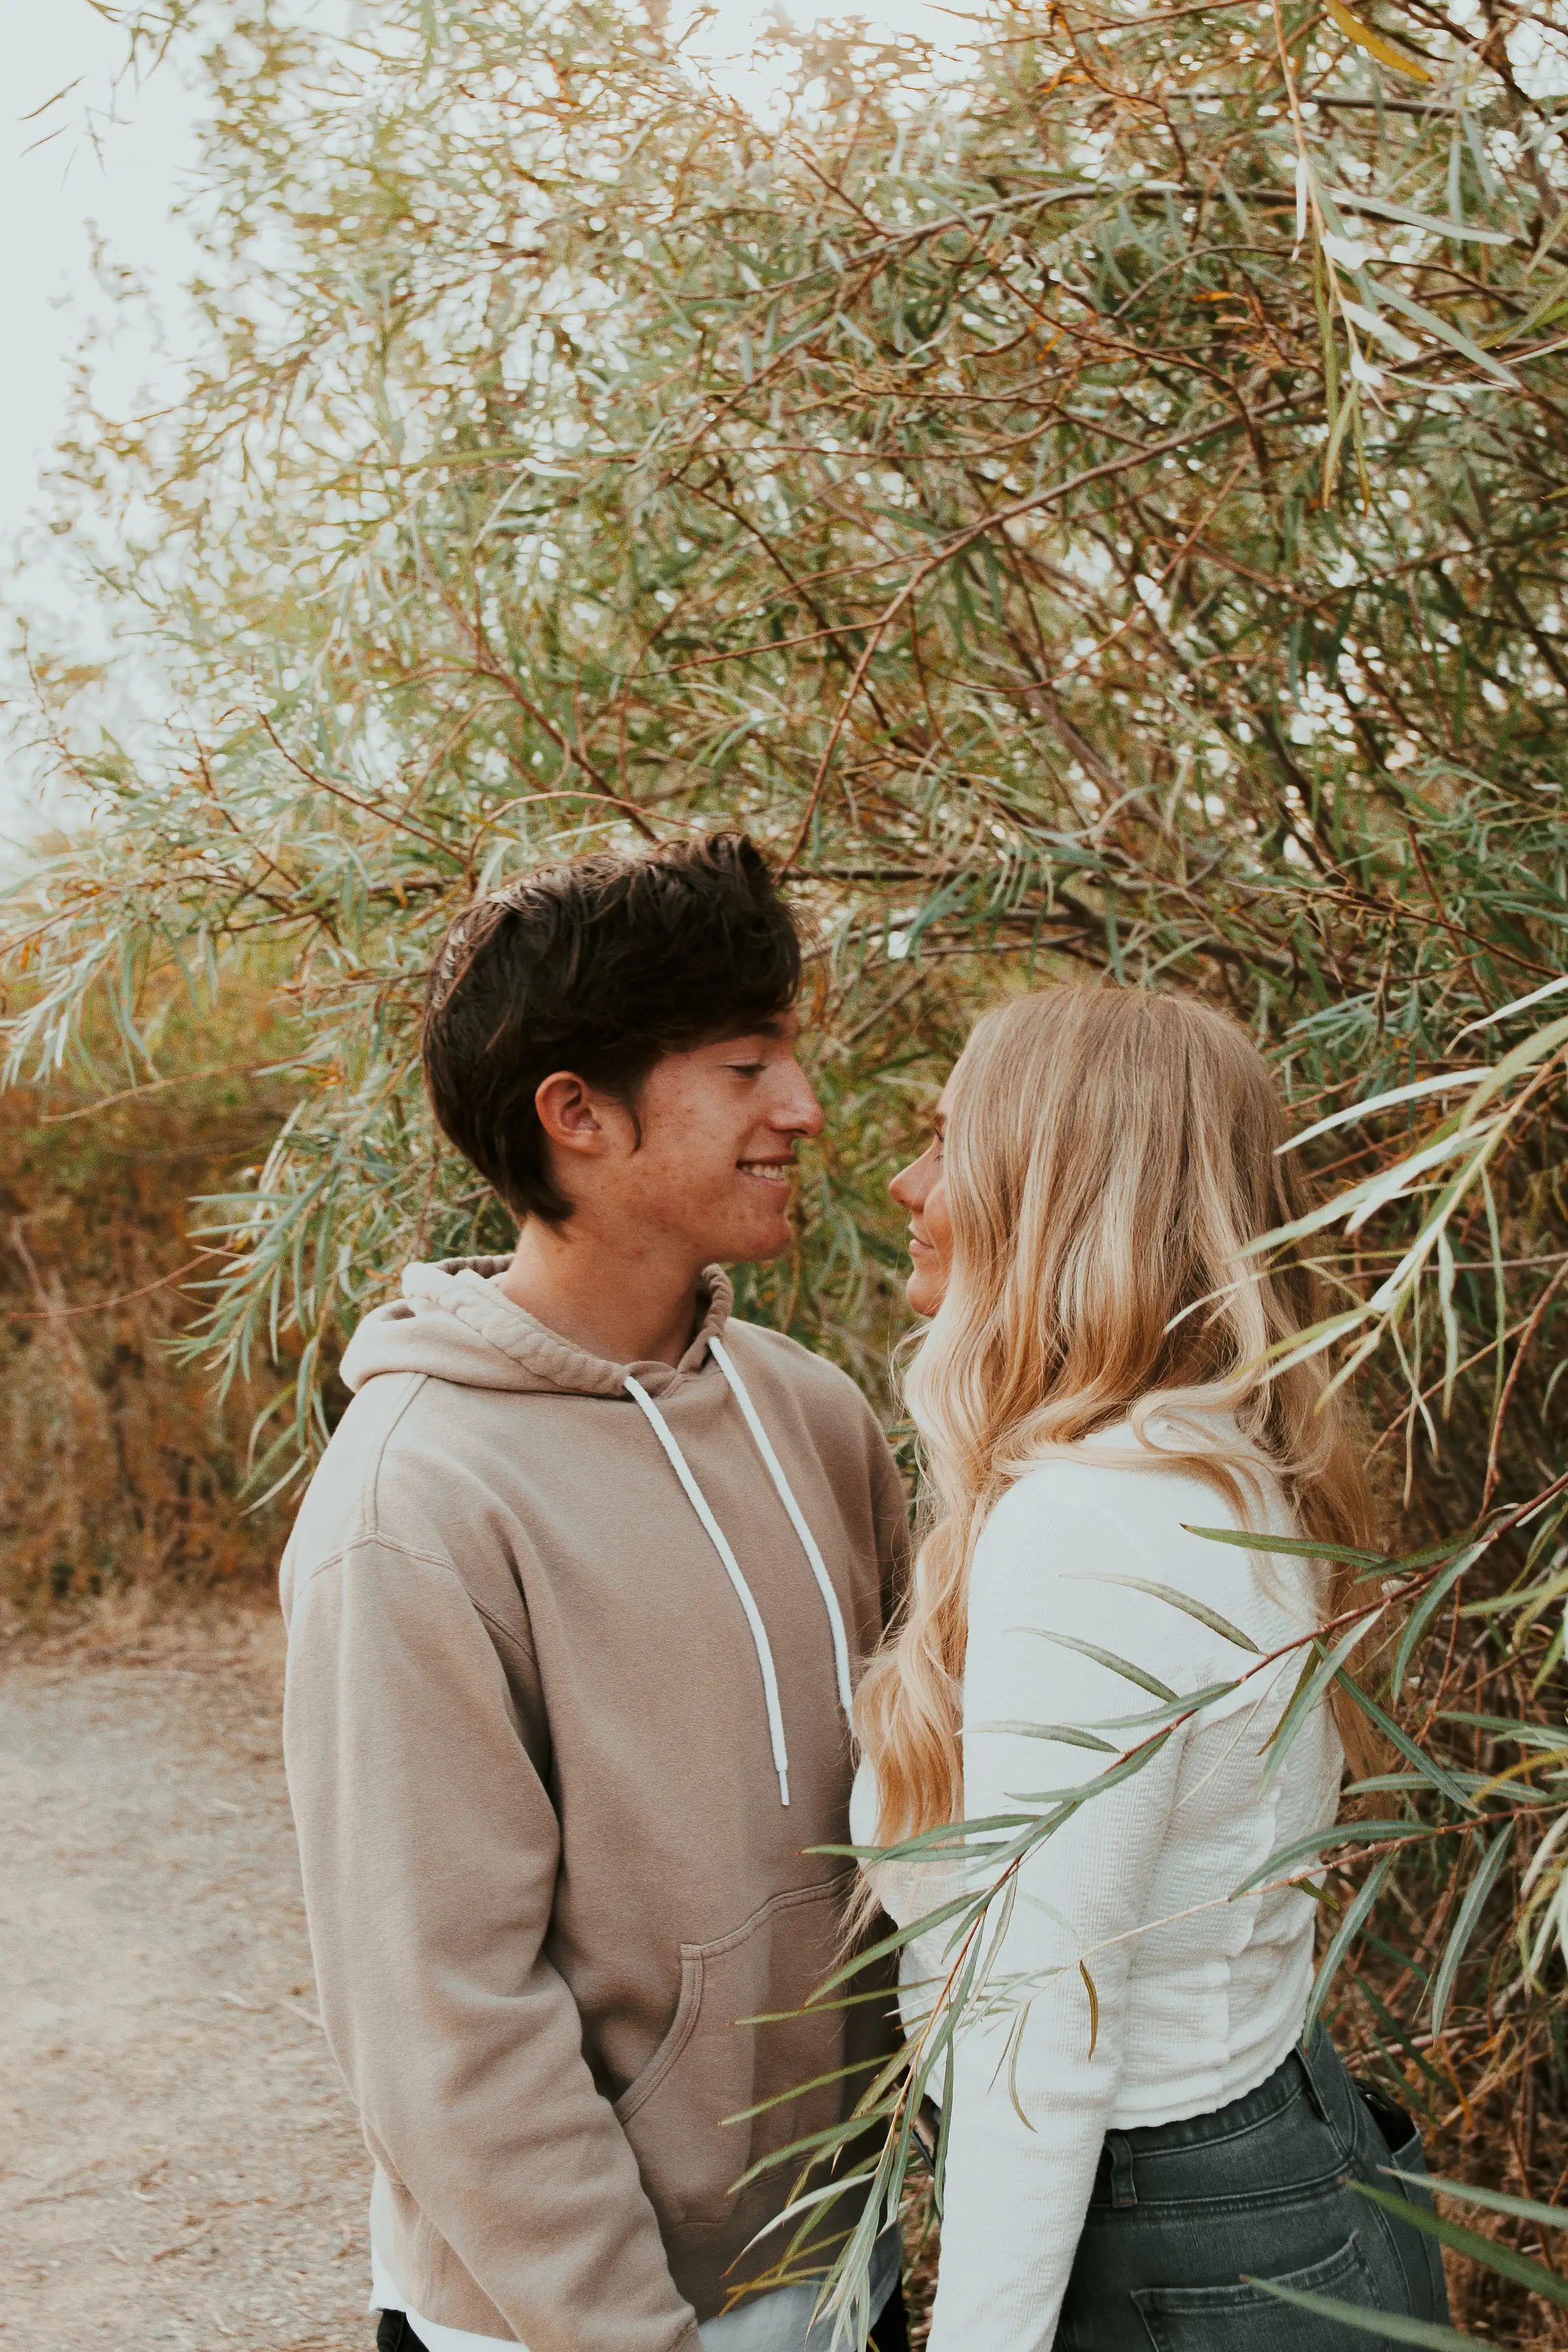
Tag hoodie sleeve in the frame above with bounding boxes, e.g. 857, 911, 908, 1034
284, 1533, 704, 2352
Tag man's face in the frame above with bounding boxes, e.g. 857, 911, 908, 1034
593, 1013, 825, 1266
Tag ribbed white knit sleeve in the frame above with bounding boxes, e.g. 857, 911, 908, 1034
926, 1471, 1208, 2352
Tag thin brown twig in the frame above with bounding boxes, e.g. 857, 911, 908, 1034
0, 1252, 222, 1322
1483, 1258, 1568, 1509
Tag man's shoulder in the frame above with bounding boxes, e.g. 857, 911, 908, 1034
718, 1320, 902, 1504
285, 1366, 519, 1578
282, 1371, 546, 1669
720, 1317, 875, 1418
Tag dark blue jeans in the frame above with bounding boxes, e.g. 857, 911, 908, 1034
1057, 2027, 1449, 2348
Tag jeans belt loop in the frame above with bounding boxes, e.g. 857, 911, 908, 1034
1297, 2025, 1355, 2160
1106, 2131, 1138, 2209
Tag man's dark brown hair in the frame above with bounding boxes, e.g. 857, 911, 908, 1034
422, 832, 801, 1223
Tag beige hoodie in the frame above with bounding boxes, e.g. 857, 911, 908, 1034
280, 1259, 908, 2352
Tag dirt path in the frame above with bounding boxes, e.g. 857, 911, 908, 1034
0, 1612, 372, 2352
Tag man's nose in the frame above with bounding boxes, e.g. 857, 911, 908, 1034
777, 1062, 826, 1135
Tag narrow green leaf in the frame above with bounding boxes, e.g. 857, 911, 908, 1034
1262, 1614, 1380, 1788
818, 1809, 1036, 1862
1344, 1124, 1505, 1236
804, 1894, 981, 2000
1439, 1714, 1568, 1749
1400, 2171, 1568, 2232
1371, 278, 1519, 383
1232, 1820, 1423, 1897
1437, 1226, 1461, 1415
727, 2053, 889, 2121
1328, 188, 1513, 244
1279, 1069, 1488, 1152
1333, 1673, 1479, 1813
1022, 1627, 1176, 1701
1354, 1976, 1448, 2096
1250, 2279, 1483, 2347
1068, 1572, 1262, 1652
1429, 1824, 1515, 2032
1305, 1852, 1395, 2033
1354, 2178, 1568, 2307
1183, 1523, 1388, 1571
1079, 1680, 1248, 1731
1395, 1545, 1486, 1696
1015, 1726, 1175, 1804
1454, 976, 1568, 1041
1460, 1016, 1568, 1127
976, 1720, 1118, 1752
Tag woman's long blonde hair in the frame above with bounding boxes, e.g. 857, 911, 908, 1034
855, 986, 1377, 1842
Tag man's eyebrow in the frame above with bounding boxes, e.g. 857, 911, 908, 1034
709, 1015, 794, 1045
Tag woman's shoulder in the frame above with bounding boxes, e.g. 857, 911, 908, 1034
972, 1435, 1309, 1642
982, 1429, 1263, 1541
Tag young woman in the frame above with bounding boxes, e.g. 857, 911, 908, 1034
851, 988, 1448, 2351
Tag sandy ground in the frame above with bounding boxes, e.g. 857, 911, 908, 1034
0, 1609, 372, 2352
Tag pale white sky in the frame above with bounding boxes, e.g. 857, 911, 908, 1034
0, 0, 960, 553
1, 1, 203, 555
0, 0, 958, 827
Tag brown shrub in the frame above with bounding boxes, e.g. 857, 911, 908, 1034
0, 1036, 299, 1623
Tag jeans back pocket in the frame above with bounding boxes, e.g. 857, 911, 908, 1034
1133, 2232, 1384, 2351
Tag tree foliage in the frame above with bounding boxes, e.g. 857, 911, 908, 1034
11, 0, 1568, 2333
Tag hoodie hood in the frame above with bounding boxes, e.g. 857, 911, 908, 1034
340, 1256, 734, 1401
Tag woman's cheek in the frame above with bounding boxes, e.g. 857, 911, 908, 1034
907, 1243, 949, 1316
924, 1183, 954, 1277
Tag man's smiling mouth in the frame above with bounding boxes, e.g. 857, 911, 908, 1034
737, 1160, 793, 1187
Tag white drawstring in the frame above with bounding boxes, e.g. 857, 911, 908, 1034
623, 1373, 792, 1806
709, 1336, 854, 1722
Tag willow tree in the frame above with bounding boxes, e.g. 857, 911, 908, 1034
11, 0, 1568, 2331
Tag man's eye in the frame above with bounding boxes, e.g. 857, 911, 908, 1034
731, 1062, 766, 1077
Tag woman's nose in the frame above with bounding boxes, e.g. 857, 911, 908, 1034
890, 1155, 925, 1211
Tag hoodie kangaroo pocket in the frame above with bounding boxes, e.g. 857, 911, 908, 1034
613, 1872, 855, 2229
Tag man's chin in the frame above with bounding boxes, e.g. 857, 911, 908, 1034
706, 1215, 795, 1267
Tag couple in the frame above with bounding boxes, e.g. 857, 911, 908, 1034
281, 833, 1447, 2352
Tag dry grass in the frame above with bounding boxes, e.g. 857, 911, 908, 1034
0, 1003, 299, 1630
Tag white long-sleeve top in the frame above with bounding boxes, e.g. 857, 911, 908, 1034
849, 1423, 1343, 2351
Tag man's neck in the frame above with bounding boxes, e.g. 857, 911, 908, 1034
496, 1217, 708, 1369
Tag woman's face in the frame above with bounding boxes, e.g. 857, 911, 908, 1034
890, 1085, 953, 1316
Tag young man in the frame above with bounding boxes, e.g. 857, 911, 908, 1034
280, 835, 911, 2352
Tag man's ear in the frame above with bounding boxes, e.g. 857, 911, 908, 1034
534, 1070, 606, 1158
